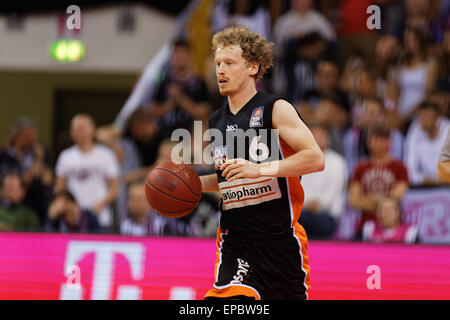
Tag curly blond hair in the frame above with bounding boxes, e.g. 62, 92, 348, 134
212, 25, 274, 80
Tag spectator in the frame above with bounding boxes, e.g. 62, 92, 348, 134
212, 0, 271, 41
54, 114, 119, 229
404, 101, 450, 186
0, 173, 40, 231
372, 35, 401, 102
437, 30, 450, 92
148, 39, 211, 140
349, 68, 379, 126
335, 0, 378, 64
344, 97, 405, 175
314, 93, 350, 155
362, 196, 418, 244
0, 117, 53, 223
348, 124, 409, 238
298, 58, 350, 125
273, 0, 335, 52
387, 27, 438, 132
298, 124, 348, 239
437, 128, 450, 183
283, 31, 328, 103
120, 181, 164, 236
45, 191, 101, 233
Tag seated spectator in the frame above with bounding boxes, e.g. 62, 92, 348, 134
437, 30, 450, 92
212, 0, 271, 41
45, 191, 101, 233
54, 114, 120, 229
387, 27, 438, 132
314, 94, 350, 155
362, 196, 418, 244
96, 109, 162, 224
335, 0, 378, 64
148, 39, 211, 140
0, 173, 40, 231
404, 101, 450, 186
298, 124, 347, 239
283, 31, 328, 103
437, 128, 450, 182
273, 0, 335, 53
298, 58, 350, 125
349, 68, 379, 126
120, 181, 159, 236
349, 124, 409, 238
0, 117, 53, 223
372, 35, 400, 101
344, 97, 405, 175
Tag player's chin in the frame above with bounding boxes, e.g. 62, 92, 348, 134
218, 87, 233, 96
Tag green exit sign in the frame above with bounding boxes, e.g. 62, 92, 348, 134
50, 39, 85, 62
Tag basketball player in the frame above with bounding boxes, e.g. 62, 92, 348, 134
200, 26, 325, 300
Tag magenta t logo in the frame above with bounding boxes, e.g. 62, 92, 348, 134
60, 241, 145, 300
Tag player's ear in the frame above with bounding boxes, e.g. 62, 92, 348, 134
249, 62, 259, 78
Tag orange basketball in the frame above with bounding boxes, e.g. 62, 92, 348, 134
145, 161, 202, 218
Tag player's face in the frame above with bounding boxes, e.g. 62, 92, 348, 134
215, 45, 258, 97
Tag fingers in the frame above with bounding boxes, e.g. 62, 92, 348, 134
227, 172, 244, 182
224, 168, 241, 181
220, 158, 245, 170
221, 162, 242, 177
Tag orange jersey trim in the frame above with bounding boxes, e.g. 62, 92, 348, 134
205, 284, 261, 300
279, 138, 305, 225
294, 222, 311, 295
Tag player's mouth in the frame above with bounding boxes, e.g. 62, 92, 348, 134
218, 78, 229, 87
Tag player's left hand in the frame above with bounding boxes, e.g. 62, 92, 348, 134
220, 158, 261, 182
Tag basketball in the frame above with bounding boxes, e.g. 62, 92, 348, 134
145, 161, 202, 218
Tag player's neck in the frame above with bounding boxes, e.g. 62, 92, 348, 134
227, 81, 257, 115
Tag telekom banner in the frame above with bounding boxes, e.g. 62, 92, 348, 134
0, 232, 449, 300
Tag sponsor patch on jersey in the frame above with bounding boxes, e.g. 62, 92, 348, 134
249, 106, 264, 127
218, 176, 282, 210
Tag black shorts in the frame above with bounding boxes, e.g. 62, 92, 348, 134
204, 223, 310, 300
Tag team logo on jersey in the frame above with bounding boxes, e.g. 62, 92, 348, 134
249, 106, 264, 127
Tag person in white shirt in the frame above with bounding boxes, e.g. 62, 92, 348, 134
299, 124, 348, 239
404, 102, 450, 186
54, 114, 119, 229
273, 0, 335, 51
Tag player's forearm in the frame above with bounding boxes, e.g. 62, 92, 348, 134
200, 174, 219, 192
259, 148, 324, 177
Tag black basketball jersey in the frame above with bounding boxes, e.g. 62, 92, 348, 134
208, 91, 305, 235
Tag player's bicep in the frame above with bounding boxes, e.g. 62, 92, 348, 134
272, 99, 319, 152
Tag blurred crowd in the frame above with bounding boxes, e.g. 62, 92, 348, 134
0, 0, 449, 244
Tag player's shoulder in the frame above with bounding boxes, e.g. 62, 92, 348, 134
257, 91, 287, 106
